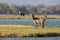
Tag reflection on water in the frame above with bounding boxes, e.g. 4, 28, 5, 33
0, 19, 60, 27
0, 37, 60, 40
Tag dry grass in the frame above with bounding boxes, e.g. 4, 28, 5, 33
0, 25, 60, 37
0, 14, 60, 19
0, 14, 30, 19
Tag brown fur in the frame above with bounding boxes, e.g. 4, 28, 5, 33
31, 13, 47, 28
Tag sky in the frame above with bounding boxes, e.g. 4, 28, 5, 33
0, 0, 60, 6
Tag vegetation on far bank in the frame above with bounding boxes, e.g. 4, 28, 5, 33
0, 3, 60, 15
0, 14, 60, 19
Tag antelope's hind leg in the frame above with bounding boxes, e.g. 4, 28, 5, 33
41, 23, 44, 28
41, 22, 44, 28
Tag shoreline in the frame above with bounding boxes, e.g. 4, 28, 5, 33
0, 25, 32, 27
0, 32, 60, 37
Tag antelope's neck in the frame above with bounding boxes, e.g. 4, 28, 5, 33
32, 15, 35, 19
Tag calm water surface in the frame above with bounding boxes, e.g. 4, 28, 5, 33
0, 19, 60, 27
0, 37, 60, 40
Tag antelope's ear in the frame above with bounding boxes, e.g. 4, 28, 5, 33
45, 15, 47, 18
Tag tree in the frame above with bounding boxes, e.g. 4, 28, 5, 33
26, 5, 37, 14
0, 3, 10, 14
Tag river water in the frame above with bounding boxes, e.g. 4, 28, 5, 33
0, 19, 60, 27
0, 37, 60, 40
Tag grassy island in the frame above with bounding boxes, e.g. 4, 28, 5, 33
0, 25, 60, 37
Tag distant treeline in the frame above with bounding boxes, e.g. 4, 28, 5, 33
0, 3, 60, 15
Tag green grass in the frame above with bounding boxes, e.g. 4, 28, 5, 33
0, 25, 60, 37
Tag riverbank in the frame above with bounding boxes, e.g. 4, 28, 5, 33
0, 25, 60, 37
0, 14, 60, 19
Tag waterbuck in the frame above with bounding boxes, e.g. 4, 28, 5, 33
31, 13, 47, 28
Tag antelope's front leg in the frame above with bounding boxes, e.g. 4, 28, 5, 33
33, 21, 37, 27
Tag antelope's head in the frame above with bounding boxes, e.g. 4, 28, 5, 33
43, 15, 47, 19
